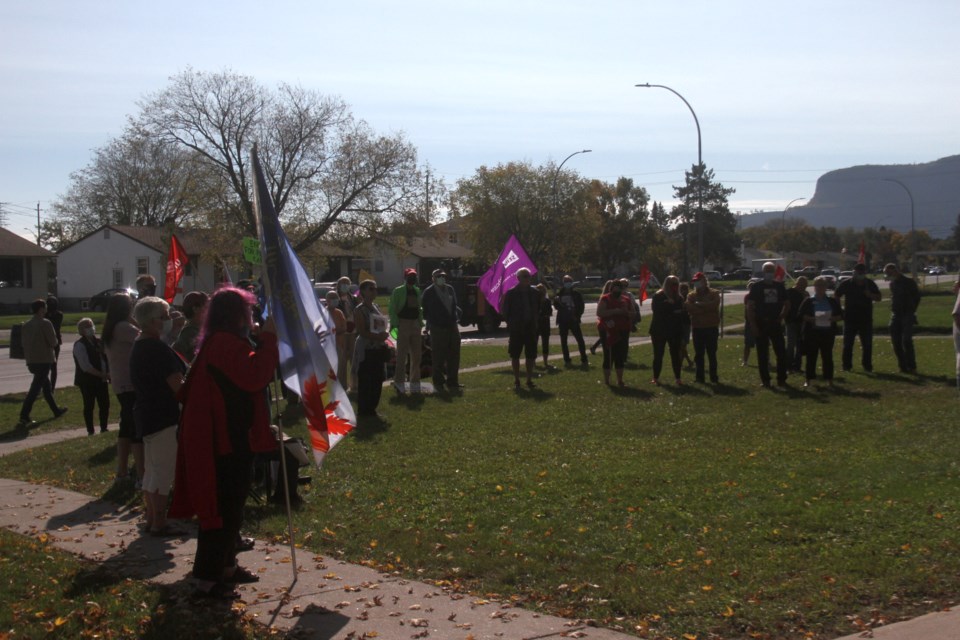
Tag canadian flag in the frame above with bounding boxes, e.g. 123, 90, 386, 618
163, 234, 189, 303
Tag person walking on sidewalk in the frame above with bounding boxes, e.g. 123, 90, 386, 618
17, 299, 68, 429
388, 268, 423, 393
44, 295, 64, 391
73, 318, 110, 435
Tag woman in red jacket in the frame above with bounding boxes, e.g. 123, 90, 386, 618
169, 287, 279, 599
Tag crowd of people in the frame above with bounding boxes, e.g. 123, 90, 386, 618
8, 260, 959, 594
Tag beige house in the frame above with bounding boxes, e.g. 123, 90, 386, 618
0, 227, 55, 313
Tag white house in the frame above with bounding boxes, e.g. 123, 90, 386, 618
56, 225, 219, 311
0, 227, 55, 313
353, 236, 473, 289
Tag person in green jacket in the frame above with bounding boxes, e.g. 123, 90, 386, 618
388, 268, 424, 392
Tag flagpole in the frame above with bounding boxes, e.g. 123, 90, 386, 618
250, 146, 299, 583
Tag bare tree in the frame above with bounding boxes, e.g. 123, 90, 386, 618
52, 125, 211, 238
138, 68, 425, 251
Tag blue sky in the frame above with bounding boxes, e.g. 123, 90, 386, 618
2, 0, 958, 239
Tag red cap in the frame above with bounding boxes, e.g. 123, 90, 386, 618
404, 268, 417, 277
692, 272, 705, 282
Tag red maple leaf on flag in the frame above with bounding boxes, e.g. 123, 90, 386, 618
302, 374, 331, 453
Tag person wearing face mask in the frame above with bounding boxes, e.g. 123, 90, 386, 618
649, 275, 686, 385
129, 296, 187, 536
353, 280, 391, 416
421, 269, 463, 392
746, 262, 791, 387
73, 318, 111, 435
596, 278, 636, 386
835, 263, 882, 372
325, 290, 348, 381
685, 272, 721, 384
553, 275, 588, 366
337, 276, 357, 392
388, 268, 424, 393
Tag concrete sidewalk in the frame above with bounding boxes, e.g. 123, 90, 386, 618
2, 420, 958, 638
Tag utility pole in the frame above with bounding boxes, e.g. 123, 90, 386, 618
36, 202, 41, 246
425, 169, 431, 223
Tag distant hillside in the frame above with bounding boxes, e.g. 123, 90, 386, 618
740, 155, 960, 238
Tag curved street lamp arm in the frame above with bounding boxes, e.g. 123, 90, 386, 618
636, 84, 701, 165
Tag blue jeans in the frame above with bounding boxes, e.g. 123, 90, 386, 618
890, 314, 916, 372
20, 363, 59, 421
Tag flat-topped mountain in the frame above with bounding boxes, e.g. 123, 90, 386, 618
740, 155, 960, 237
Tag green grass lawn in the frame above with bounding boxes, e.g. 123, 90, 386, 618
0, 528, 278, 639
0, 312, 107, 334
3, 334, 959, 639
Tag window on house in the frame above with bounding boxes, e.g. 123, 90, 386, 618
0, 258, 25, 287
449, 233, 458, 244
137, 257, 149, 275
185, 256, 196, 276
374, 260, 384, 273
113, 269, 123, 289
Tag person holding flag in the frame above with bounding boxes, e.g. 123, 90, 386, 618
169, 287, 280, 599
501, 268, 541, 390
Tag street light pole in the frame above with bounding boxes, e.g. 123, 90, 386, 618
780, 197, 807, 259
881, 178, 917, 281
551, 149, 592, 277
636, 83, 703, 275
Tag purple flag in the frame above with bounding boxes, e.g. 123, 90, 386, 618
478, 235, 538, 313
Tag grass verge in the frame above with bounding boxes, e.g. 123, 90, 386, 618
0, 528, 280, 639
2, 338, 959, 639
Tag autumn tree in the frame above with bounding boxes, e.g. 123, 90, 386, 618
670, 163, 738, 276
137, 68, 426, 251
588, 177, 652, 276
451, 160, 595, 272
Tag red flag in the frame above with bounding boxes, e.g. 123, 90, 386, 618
638, 264, 651, 303
857, 240, 865, 265
774, 264, 786, 282
163, 234, 189, 303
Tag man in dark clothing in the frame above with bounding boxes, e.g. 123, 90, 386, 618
501, 268, 540, 389
421, 269, 463, 392
884, 263, 921, 373
553, 274, 588, 366
835, 263, 882, 372
746, 262, 791, 387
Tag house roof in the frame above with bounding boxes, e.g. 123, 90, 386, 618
0, 227, 54, 257
368, 236, 473, 259
58, 224, 219, 255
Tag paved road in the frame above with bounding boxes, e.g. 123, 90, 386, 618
0, 333, 79, 396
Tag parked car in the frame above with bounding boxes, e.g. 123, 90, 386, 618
88, 287, 137, 311
793, 266, 819, 278
838, 270, 854, 284
819, 272, 837, 290
927, 266, 946, 275
702, 270, 723, 282
723, 267, 753, 281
